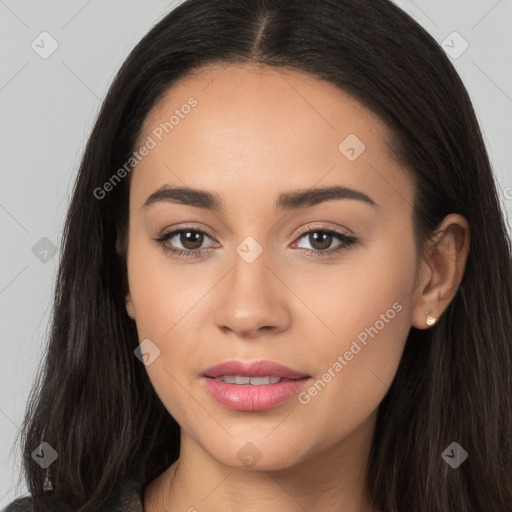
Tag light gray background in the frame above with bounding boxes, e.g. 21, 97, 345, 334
1, 0, 511, 505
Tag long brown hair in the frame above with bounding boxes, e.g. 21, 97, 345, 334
12, 0, 512, 510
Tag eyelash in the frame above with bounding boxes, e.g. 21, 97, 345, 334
153, 224, 358, 260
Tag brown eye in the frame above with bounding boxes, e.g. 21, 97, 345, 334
306, 231, 334, 251
177, 230, 204, 250
292, 227, 358, 259
153, 227, 218, 259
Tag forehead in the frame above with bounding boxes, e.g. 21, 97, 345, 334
131, 63, 414, 213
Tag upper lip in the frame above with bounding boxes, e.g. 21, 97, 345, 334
202, 360, 310, 379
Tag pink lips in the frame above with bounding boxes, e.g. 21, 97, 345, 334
201, 360, 311, 412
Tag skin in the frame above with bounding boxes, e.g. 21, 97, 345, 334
121, 62, 470, 512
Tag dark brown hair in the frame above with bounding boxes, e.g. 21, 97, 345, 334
10, 0, 512, 510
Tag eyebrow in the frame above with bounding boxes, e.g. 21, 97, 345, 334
142, 184, 377, 211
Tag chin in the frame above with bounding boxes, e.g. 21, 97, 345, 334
205, 436, 311, 472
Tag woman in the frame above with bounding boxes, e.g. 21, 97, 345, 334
4, 0, 511, 510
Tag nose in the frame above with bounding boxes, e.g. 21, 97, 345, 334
213, 248, 292, 339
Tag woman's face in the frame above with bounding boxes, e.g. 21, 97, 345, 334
123, 63, 423, 470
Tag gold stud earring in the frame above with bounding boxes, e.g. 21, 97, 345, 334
425, 309, 437, 326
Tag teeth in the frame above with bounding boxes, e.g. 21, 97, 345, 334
213, 375, 282, 385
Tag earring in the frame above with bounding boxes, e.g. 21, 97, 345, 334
425, 309, 437, 326
43, 467, 53, 492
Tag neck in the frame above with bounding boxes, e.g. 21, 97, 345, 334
144, 411, 379, 512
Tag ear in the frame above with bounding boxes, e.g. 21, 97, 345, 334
115, 230, 136, 320
125, 293, 136, 320
411, 213, 470, 329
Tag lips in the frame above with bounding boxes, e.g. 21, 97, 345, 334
200, 360, 312, 412
201, 360, 309, 380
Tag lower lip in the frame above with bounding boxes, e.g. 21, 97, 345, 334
201, 377, 311, 412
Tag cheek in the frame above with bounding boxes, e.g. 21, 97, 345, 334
337, 232, 416, 378
297, 228, 416, 358
296, 233, 417, 434
126, 246, 204, 429
126, 230, 207, 339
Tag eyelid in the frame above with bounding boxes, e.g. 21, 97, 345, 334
293, 223, 354, 239
297, 223, 352, 236
159, 224, 218, 243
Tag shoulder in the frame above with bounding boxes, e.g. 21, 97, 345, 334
1, 479, 144, 512
2, 495, 32, 512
